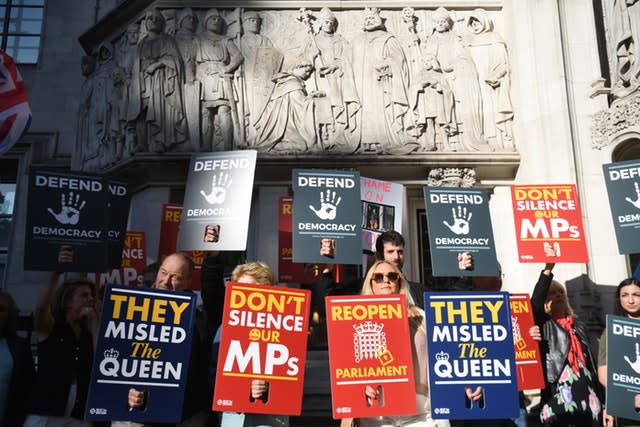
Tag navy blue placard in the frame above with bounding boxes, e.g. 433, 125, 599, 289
423, 187, 498, 276
605, 315, 640, 421
85, 286, 196, 423
425, 291, 519, 420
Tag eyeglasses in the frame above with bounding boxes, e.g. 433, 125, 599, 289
372, 272, 400, 283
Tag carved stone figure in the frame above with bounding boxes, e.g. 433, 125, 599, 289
253, 53, 322, 152
187, 9, 243, 151
174, 8, 198, 64
423, 7, 489, 152
127, 8, 188, 153
352, 7, 416, 154
303, 7, 360, 152
237, 11, 282, 145
466, 9, 514, 151
92, 43, 118, 167
74, 55, 96, 171
609, 0, 640, 97
408, 54, 455, 152
114, 22, 139, 155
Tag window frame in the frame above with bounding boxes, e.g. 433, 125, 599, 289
0, 0, 45, 64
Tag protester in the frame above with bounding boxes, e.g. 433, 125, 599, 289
531, 250, 602, 427
598, 277, 640, 427
0, 291, 34, 427
215, 261, 289, 427
342, 260, 449, 427
25, 271, 97, 427
122, 252, 214, 427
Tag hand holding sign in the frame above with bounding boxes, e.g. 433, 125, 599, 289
309, 190, 341, 220
443, 206, 472, 235
200, 172, 232, 205
48, 191, 86, 225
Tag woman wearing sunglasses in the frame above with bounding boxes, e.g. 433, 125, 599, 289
343, 260, 449, 427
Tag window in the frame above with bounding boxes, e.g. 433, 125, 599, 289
1, 0, 44, 64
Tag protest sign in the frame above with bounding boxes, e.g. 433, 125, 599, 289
177, 150, 257, 251
603, 160, 640, 254
605, 315, 640, 421
278, 196, 307, 283
106, 178, 131, 268
25, 169, 129, 272
425, 291, 519, 419
89, 231, 147, 286
509, 293, 545, 390
423, 187, 498, 276
511, 184, 588, 262
85, 286, 197, 423
361, 177, 404, 252
325, 294, 416, 419
213, 283, 311, 415
292, 169, 362, 265
158, 204, 205, 290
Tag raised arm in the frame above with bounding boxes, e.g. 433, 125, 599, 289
531, 261, 555, 327
33, 272, 63, 339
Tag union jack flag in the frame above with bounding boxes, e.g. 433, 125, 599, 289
0, 49, 31, 155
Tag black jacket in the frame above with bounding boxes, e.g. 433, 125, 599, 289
531, 271, 597, 386
5, 335, 34, 427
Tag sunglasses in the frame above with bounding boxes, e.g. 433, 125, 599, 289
371, 272, 400, 283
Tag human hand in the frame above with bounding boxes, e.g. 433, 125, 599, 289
58, 245, 74, 264
457, 252, 473, 270
465, 385, 483, 401
624, 342, 640, 374
200, 172, 232, 205
320, 238, 336, 258
364, 385, 379, 406
203, 225, 220, 243
128, 388, 145, 409
635, 393, 640, 411
603, 408, 613, 427
309, 190, 341, 220
250, 379, 268, 400
529, 325, 542, 341
48, 192, 86, 225
443, 207, 472, 235
625, 182, 640, 210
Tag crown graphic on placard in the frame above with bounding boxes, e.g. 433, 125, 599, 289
353, 321, 384, 334
104, 348, 119, 360
435, 351, 450, 361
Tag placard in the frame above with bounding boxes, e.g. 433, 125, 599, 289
509, 293, 545, 390
602, 161, 640, 254
605, 315, 640, 421
278, 196, 306, 283
361, 177, 404, 252
511, 184, 588, 263
177, 150, 257, 251
25, 169, 129, 272
89, 231, 147, 286
423, 187, 498, 276
213, 283, 311, 415
325, 294, 416, 419
425, 291, 519, 419
85, 286, 197, 422
292, 169, 362, 265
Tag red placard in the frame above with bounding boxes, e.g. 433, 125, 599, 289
158, 203, 204, 290
278, 197, 306, 283
89, 231, 147, 286
509, 293, 545, 390
213, 283, 311, 415
325, 295, 416, 419
511, 184, 589, 263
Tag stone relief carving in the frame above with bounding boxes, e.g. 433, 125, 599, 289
591, 93, 640, 149
75, 6, 516, 170
606, 0, 640, 99
427, 167, 477, 187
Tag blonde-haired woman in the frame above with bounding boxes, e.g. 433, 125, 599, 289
531, 255, 602, 427
345, 260, 448, 427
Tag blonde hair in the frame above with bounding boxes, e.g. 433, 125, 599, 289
361, 260, 425, 334
232, 262, 276, 285
544, 280, 575, 317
